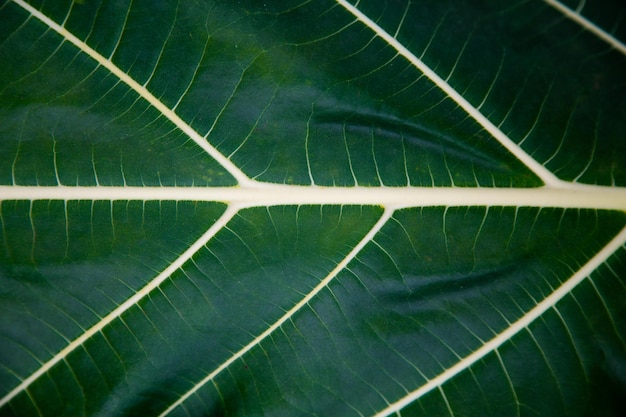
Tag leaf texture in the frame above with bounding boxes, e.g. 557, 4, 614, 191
1, 0, 625, 416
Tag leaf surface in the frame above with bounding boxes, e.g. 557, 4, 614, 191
1, 0, 626, 416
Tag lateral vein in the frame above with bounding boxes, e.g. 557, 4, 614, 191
333, 0, 562, 187
372, 225, 626, 417
0, 205, 240, 408
10, 0, 252, 186
543, 0, 626, 56
157, 207, 395, 417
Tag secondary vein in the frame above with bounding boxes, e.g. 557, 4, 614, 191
0, 205, 240, 408
10, 0, 252, 186
372, 224, 626, 417
333, 0, 563, 188
157, 207, 395, 417
543, 0, 626, 56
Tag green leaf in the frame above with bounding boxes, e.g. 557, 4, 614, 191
1, 0, 625, 416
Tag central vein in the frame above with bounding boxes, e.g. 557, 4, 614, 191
1, 184, 626, 211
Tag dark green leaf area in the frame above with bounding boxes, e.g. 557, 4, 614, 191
307, 102, 539, 187
0, 200, 226, 397
0, 14, 235, 187
193, 207, 626, 416
355, 0, 626, 186
415, 247, 626, 417
578, 249, 626, 417
3, 205, 382, 417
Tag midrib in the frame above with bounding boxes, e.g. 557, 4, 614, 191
1, 184, 626, 211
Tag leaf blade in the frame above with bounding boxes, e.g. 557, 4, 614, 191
1, 0, 625, 416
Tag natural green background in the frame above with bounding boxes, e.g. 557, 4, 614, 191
1, 0, 625, 416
